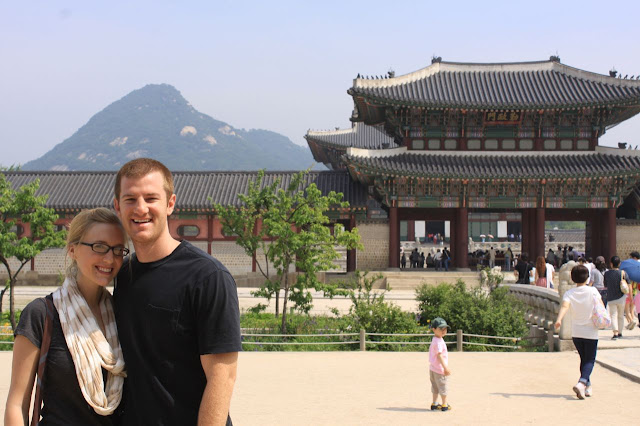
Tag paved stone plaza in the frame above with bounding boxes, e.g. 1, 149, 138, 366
2, 351, 637, 425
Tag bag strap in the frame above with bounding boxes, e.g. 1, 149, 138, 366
31, 296, 54, 426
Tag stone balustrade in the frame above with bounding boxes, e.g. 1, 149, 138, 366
502, 284, 560, 332
502, 260, 580, 351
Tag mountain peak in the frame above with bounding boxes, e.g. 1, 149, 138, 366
22, 85, 318, 171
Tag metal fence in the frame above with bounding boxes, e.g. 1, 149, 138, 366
242, 329, 546, 351
0, 327, 547, 351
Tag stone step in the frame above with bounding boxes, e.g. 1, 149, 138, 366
382, 271, 481, 290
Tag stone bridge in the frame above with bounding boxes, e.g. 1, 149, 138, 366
503, 260, 595, 351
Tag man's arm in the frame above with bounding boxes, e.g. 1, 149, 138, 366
198, 352, 238, 426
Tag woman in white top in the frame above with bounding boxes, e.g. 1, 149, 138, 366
555, 265, 601, 400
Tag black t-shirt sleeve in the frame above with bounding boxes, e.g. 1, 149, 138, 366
193, 269, 242, 355
14, 298, 47, 348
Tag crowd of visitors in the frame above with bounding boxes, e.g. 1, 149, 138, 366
400, 247, 452, 271
513, 250, 640, 340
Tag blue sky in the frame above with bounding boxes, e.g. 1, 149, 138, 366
2, 0, 640, 166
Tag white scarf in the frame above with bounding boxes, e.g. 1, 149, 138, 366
52, 277, 126, 415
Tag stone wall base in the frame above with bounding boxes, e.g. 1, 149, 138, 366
558, 339, 575, 352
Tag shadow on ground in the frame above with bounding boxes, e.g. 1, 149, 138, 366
377, 407, 431, 412
491, 392, 575, 400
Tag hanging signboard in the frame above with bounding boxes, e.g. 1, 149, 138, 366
485, 111, 522, 125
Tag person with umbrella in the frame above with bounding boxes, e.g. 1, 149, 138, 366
620, 252, 640, 329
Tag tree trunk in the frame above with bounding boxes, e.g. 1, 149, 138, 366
0, 286, 6, 315
275, 287, 280, 317
280, 273, 289, 334
9, 278, 16, 331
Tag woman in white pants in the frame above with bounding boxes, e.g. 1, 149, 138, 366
603, 256, 627, 339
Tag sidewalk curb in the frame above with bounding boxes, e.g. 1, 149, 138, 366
596, 359, 640, 384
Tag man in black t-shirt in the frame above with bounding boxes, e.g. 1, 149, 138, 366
113, 158, 241, 425
515, 254, 533, 284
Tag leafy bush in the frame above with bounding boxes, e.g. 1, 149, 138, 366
240, 312, 355, 351
415, 280, 528, 351
1, 310, 18, 351
333, 271, 422, 351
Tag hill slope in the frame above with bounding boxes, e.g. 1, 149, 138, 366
23, 84, 319, 171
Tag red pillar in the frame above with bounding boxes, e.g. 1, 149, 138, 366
520, 209, 532, 256
389, 206, 399, 268
536, 208, 545, 260
587, 211, 600, 258
347, 214, 357, 272
605, 207, 617, 261
207, 215, 213, 255
407, 220, 415, 242
456, 208, 469, 268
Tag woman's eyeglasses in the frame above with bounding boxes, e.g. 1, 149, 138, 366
79, 242, 130, 257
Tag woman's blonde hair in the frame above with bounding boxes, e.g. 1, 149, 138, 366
65, 208, 126, 278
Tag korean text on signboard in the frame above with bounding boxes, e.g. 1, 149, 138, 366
485, 111, 521, 125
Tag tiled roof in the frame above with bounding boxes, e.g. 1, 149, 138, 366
343, 148, 640, 179
306, 123, 394, 150
2, 171, 370, 210
305, 123, 396, 170
349, 60, 640, 110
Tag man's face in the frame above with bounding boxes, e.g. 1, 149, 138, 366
114, 171, 176, 246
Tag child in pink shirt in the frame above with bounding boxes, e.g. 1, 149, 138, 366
429, 317, 451, 411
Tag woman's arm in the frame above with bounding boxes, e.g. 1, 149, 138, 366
554, 300, 571, 330
4, 335, 39, 426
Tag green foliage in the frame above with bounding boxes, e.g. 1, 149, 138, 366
0, 175, 66, 329
0, 164, 21, 171
215, 169, 362, 333
240, 312, 354, 351
336, 271, 419, 335
0, 308, 20, 350
479, 266, 504, 290
415, 280, 528, 351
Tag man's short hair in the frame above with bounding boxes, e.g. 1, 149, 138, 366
115, 158, 174, 200
630, 251, 640, 259
571, 265, 589, 284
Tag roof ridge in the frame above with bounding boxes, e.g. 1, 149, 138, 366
352, 60, 640, 90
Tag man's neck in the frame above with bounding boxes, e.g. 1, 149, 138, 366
134, 234, 181, 263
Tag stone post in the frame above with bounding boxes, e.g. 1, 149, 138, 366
456, 329, 463, 352
360, 329, 366, 351
557, 261, 577, 341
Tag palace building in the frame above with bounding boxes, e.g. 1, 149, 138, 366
307, 57, 640, 269
4, 57, 640, 278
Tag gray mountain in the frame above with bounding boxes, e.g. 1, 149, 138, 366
23, 84, 320, 171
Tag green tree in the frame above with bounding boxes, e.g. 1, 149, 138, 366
0, 174, 66, 330
214, 169, 362, 332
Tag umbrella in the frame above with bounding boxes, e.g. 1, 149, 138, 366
487, 234, 494, 239
620, 259, 640, 282
479, 234, 486, 238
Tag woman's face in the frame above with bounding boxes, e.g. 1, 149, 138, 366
68, 223, 126, 288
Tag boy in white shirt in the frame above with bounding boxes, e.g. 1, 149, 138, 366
429, 317, 451, 411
